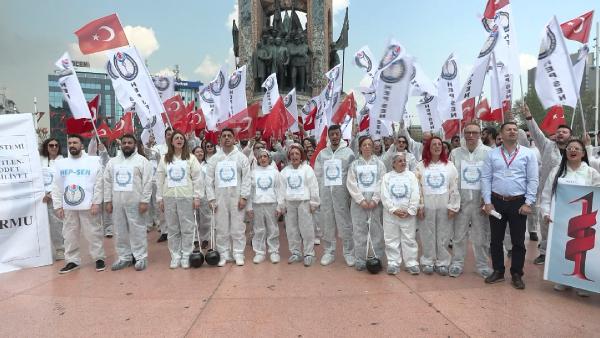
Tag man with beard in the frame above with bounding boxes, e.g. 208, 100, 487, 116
104, 134, 154, 271
52, 134, 105, 274
522, 105, 571, 265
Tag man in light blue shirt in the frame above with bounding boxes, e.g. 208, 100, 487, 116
481, 122, 538, 290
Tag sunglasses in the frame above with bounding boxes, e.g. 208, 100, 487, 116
48, 144, 59, 148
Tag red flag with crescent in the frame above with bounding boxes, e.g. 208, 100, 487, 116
540, 105, 566, 135
163, 94, 187, 126
110, 112, 134, 140
74, 13, 129, 55
217, 102, 259, 140
561, 10, 594, 44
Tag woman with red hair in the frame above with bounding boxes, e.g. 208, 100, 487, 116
415, 136, 460, 276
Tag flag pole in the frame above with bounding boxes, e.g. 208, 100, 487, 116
491, 51, 505, 123
595, 21, 599, 145
571, 100, 578, 129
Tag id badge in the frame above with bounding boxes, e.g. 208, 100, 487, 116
504, 169, 513, 177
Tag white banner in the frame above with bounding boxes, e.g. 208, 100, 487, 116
482, 4, 520, 79
437, 53, 462, 120
416, 94, 443, 133
55, 52, 91, 119
410, 61, 438, 97
209, 66, 229, 124
323, 64, 343, 124
0, 114, 52, 274
354, 45, 376, 79
152, 75, 175, 101
198, 85, 219, 131
535, 16, 579, 109
458, 30, 496, 102
489, 60, 513, 113
226, 65, 247, 118
573, 45, 588, 94
284, 88, 299, 132
262, 73, 280, 114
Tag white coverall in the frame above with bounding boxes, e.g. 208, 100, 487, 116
346, 156, 387, 266
196, 161, 211, 243
247, 165, 285, 256
88, 138, 113, 236
52, 154, 105, 265
415, 161, 460, 268
380, 169, 421, 269
41, 155, 64, 259
156, 155, 203, 262
205, 147, 251, 260
104, 150, 153, 262
281, 163, 320, 257
449, 142, 493, 276
152, 143, 169, 233
314, 142, 356, 259
143, 146, 162, 230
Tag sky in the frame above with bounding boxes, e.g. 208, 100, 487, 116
1, 0, 599, 124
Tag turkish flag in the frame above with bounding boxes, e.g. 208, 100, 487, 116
476, 98, 503, 122
561, 10, 594, 44
88, 94, 100, 121
65, 117, 94, 134
217, 102, 260, 140
74, 14, 129, 55
483, 0, 510, 19
82, 121, 112, 139
540, 105, 566, 135
185, 100, 196, 113
110, 112, 134, 141
194, 108, 207, 131
331, 92, 357, 125
442, 120, 460, 140
261, 98, 288, 140
163, 95, 187, 126
310, 126, 328, 168
303, 105, 317, 131
359, 114, 369, 132
461, 97, 476, 125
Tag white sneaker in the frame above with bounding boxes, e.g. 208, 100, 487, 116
169, 258, 180, 269
218, 257, 227, 267
235, 255, 245, 266
270, 253, 280, 264
303, 256, 314, 267
181, 258, 190, 269
253, 254, 266, 264
320, 253, 335, 266
314, 238, 321, 245
344, 255, 356, 267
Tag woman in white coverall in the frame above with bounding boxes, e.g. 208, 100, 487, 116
415, 136, 460, 276
381, 153, 421, 275
281, 144, 320, 266
346, 136, 387, 271
246, 149, 285, 264
192, 146, 211, 249
156, 131, 203, 269
541, 139, 600, 298
40, 138, 65, 261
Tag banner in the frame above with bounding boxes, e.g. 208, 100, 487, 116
546, 183, 600, 294
199, 85, 219, 131
354, 45, 376, 79
416, 94, 442, 133
55, 52, 91, 119
437, 53, 461, 120
261, 73, 280, 115
152, 75, 175, 101
458, 29, 498, 102
0, 114, 52, 273
74, 13, 129, 55
226, 65, 248, 118
410, 61, 438, 97
284, 88, 299, 132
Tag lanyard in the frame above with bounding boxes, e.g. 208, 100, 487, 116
500, 145, 519, 169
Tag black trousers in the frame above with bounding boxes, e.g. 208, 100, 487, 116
489, 195, 527, 276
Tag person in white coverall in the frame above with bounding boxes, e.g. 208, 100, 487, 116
192, 146, 211, 249
449, 123, 493, 278
346, 136, 387, 271
156, 131, 203, 269
52, 134, 105, 274
143, 143, 161, 232
40, 138, 65, 261
415, 136, 460, 276
281, 144, 320, 266
381, 153, 421, 275
382, 135, 417, 172
246, 149, 285, 264
104, 134, 154, 271
397, 120, 432, 162
88, 136, 113, 238
206, 128, 251, 267
314, 125, 356, 266
153, 127, 174, 243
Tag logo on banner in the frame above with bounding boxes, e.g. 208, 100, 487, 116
228, 71, 242, 89
358, 171, 375, 187
441, 59, 458, 80
390, 183, 408, 199
381, 59, 406, 84
113, 52, 139, 81
142, 115, 157, 130
200, 86, 214, 104
565, 192, 597, 280
355, 51, 373, 73
302, 99, 318, 116
219, 167, 236, 183
421, 94, 435, 104
538, 27, 557, 60
462, 166, 481, 184
115, 169, 132, 188
210, 72, 225, 96
106, 60, 119, 80
153, 76, 171, 91
168, 166, 186, 182
325, 165, 341, 181
64, 184, 85, 206
284, 93, 293, 108
426, 172, 445, 189
256, 176, 273, 191
328, 67, 340, 81
378, 44, 402, 70
287, 175, 303, 190
479, 30, 499, 58
483, 11, 510, 33
60, 59, 70, 70
264, 76, 275, 90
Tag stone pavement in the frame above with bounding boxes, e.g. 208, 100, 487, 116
0, 229, 598, 337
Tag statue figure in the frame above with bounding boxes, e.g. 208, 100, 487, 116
282, 11, 291, 36
232, 19, 240, 58
329, 42, 341, 69
289, 35, 309, 92
273, 36, 289, 87
255, 36, 272, 87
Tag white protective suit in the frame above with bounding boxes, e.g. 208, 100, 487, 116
314, 141, 356, 262
88, 138, 113, 236
415, 161, 460, 268
380, 169, 421, 269
52, 154, 105, 265
196, 161, 211, 243
41, 155, 64, 259
143, 146, 162, 230
382, 145, 417, 172
104, 150, 153, 262
205, 147, 251, 260
152, 143, 169, 234
281, 163, 320, 258
346, 155, 387, 268
247, 163, 285, 256
156, 155, 203, 263
449, 141, 493, 276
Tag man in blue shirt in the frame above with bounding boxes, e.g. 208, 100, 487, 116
481, 122, 539, 289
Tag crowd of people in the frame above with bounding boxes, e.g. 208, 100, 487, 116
39, 105, 599, 297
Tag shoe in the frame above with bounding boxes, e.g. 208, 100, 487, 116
484, 271, 505, 284
303, 256, 314, 267
479, 269, 493, 279
436, 266, 449, 276
320, 253, 335, 266
270, 253, 280, 264
422, 265, 434, 275
449, 265, 463, 278
287, 254, 302, 264
529, 232, 539, 241
201, 240, 209, 249
104, 233, 113, 238
507, 250, 512, 258
169, 258, 180, 269
157, 234, 168, 243
194, 241, 200, 249
218, 257, 227, 267
511, 273, 525, 289
553, 284, 571, 292
407, 265, 420, 275
181, 258, 190, 269
111, 259, 133, 271
234, 255, 245, 266
576, 289, 591, 297
533, 254, 545, 265
54, 249, 65, 261
344, 255, 356, 267
355, 261, 366, 271
314, 238, 321, 245
387, 265, 400, 275
134, 258, 147, 271
253, 254, 266, 264
59, 262, 79, 274
95, 260, 106, 271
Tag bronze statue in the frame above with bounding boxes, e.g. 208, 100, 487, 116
273, 37, 289, 87
289, 35, 309, 92
256, 34, 272, 87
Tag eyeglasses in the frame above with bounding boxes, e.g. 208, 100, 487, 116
566, 147, 583, 152
464, 131, 480, 135
48, 144, 59, 148
205, 144, 214, 148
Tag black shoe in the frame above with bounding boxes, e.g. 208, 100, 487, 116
529, 232, 538, 241
533, 254, 545, 265
157, 234, 168, 243
95, 260, 106, 271
507, 250, 512, 258
201, 240, 209, 249
484, 271, 505, 284
511, 273, 525, 289
104, 234, 113, 238
59, 262, 80, 274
